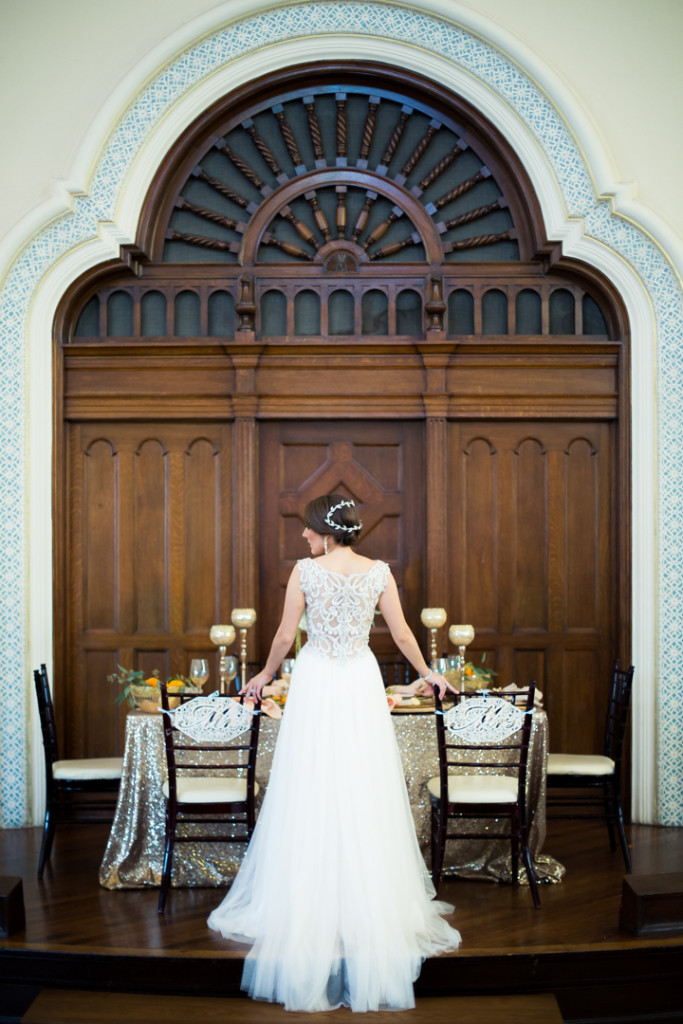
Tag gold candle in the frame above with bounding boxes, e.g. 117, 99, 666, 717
420, 607, 447, 664
210, 624, 236, 695
448, 624, 475, 690
231, 608, 257, 691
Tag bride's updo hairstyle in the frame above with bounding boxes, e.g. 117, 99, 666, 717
303, 493, 363, 547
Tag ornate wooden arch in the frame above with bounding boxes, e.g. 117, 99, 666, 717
54, 61, 630, 765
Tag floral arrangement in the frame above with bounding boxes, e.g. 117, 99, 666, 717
461, 653, 497, 689
107, 666, 190, 708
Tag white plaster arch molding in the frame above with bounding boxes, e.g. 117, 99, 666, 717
2, 0, 677, 827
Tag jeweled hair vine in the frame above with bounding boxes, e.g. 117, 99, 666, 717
324, 499, 363, 533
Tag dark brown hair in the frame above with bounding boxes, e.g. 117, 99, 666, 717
303, 493, 362, 547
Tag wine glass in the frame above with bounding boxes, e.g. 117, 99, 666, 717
281, 658, 295, 686
189, 658, 209, 691
225, 656, 239, 692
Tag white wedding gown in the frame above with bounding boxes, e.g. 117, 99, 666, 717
208, 558, 461, 1012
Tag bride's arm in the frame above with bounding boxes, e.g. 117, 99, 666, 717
241, 566, 305, 699
377, 575, 455, 698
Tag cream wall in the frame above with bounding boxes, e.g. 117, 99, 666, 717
1, 0, 682, 256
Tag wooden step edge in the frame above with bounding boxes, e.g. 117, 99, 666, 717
22, 988, 564, 1023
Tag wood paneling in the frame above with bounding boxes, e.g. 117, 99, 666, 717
65, 422, 233, 757
447, 421, 614, 754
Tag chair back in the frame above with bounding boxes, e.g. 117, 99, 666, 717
159, 685, 261, 804
33, 664, 60, 772
434, 684, 537, 810
604, 661, 634, 766
379, 661, 412, 687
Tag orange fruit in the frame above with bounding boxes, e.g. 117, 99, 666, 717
145, 677, 159, 687
167, 679, 184, 690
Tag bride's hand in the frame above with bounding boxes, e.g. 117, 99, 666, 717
241, 670, 272, 701
429, 673, 458, 700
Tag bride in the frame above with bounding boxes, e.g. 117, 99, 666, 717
208, 493, 461, 1011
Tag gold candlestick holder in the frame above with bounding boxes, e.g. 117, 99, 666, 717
231, 608, 257, 691
448, 624, 475, 690
209, 624, 236, 694
420, 607, 447, 665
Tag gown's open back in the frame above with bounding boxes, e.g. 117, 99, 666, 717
208, 557, 461, 1011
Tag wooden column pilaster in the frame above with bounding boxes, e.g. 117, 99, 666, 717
420, 342, 454, 607
231, 343, 261, 608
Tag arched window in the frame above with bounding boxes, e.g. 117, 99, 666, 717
361, 290, 388, 335
107, 291, 133, 336
583, 293, 608, 335
329, 290, 354, 335
208, 291, 235, 337
174, 291, 201, 336
447, 289, 474, 335
482, 289, 507, 335
396, 289, 421, 335
515, 289, 541, 334
294, 290, 321, 335
549, 289, 575, 334
74, 295, 100, 337
260, 290, 287, 335
141, 291, 167, 336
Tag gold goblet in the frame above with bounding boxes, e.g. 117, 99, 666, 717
231, 608, 257, 692
210, 624, 236, 695
448, 624, 475, 691
420, 607, 447, 665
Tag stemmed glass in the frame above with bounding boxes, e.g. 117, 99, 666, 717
281, 658, 295, 685
224, 656, 239, 693
189, 658, 209, 691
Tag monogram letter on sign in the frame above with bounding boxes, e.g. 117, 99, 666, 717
163, 693, 254, 742
444, 695, 529, 745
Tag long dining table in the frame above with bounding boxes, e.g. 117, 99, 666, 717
99, 701, 564, 890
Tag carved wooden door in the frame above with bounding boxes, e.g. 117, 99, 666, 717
258, 421, 424, 661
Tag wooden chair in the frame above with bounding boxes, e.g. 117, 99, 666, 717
378, 661, 412, 687
33, 664, 123, 878
546, 660, 635, 870
158, 683, 262, 913
429, 684, 540, 908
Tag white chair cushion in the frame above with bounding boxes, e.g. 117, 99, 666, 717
52, 757, 123, 781
162, 776, 259, 804
428, 773, 518, 804
547, 753, 615, 776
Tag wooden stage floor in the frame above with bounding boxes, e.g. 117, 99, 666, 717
2, 820, 683, 1023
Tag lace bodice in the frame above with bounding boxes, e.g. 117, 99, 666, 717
298, 558, 391, 661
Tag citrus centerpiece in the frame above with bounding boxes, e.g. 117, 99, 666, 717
108, 666, 190, 712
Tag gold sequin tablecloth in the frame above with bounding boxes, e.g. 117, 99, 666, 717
99, 707, 564, 890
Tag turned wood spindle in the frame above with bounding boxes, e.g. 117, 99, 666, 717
242, 117, 284, 180
351, 191, 378, 243
357, 96, 380, 167
336, 186, 347, 238
193, 169, 250, 210
218, 140, 266, 192
433, 168, 491, 212
378, 105, 412, 171
304, 190, 332, 243
303, 95, 325, 167
272, 104, 305, 172
335, 92, 347, 165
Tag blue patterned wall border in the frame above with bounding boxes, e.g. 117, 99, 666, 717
1, 1, 680, 825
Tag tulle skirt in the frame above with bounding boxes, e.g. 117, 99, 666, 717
207, 644, 461, 1012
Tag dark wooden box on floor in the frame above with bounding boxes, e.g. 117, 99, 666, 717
619, 872, 683, 936
0, 875, 25, 936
